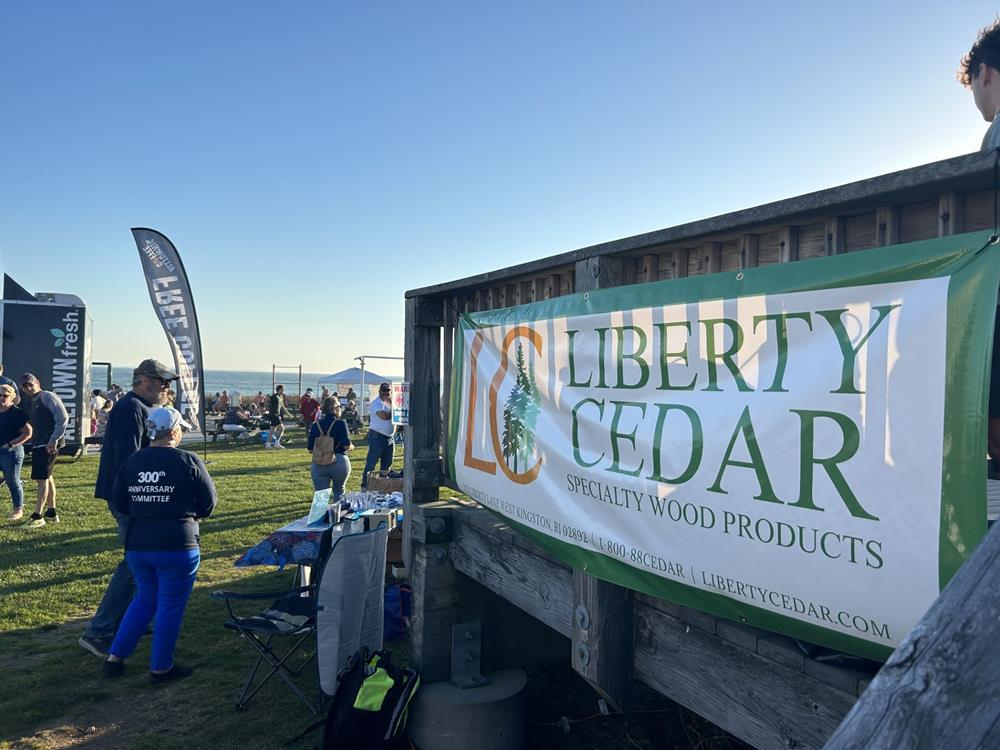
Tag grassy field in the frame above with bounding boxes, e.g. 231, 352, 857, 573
0, 427, 743, 750
0, 426, 399, 749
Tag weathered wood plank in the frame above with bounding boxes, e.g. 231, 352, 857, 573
575, 256, 623, 293
844, 212, 876, 252
825, 216, 845, 255
778, 225, 798, 263
938, 191, 964, 237
634, 602, 856, 750
826, 524, 1000, 749
720, 239, 740, 272
900, 199, 938, 243
876, 206, 900, 247
739, 234, 759, 269
449, 518, 574, 638
640, 254, 658, 283
622, 257, 638, 285
673, 248, 690, 278
799, 222, 827, 259
757, 231, 780, 266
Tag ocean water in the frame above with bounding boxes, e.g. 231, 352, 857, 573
97, 367, 336, 398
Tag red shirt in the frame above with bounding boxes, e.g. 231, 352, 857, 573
299, 395, 319, 424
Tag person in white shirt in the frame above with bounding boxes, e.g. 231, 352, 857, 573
361, 383, 395, 489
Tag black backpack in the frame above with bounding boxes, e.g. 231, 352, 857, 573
322, 648, 420, 749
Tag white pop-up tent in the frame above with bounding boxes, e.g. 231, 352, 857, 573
317, 367, 397, 388
317, 366, 400, 409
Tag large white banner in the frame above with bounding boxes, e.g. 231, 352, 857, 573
449, 232, 1000, 659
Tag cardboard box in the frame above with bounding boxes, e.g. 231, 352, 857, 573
368, 471, 404, 494
386, 526, 404, 565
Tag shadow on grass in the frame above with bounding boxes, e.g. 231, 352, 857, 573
0, 568, 324, 749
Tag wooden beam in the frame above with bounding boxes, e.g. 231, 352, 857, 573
635, 601, 856, 750
560, 272, 574, 296
450, 512, 574, 637
825, 216, 846, 255
622, 257, 638, 285
876, 206, 900, 247
403, 296, 442, 514
827, 524, 1000, 749
938, 191, 964, 236
739, 234, 759, 269
778, 226, 799, 263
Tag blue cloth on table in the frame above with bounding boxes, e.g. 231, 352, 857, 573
235, 516, 331, 569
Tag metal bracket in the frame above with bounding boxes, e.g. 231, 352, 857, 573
450, 621, 492, 689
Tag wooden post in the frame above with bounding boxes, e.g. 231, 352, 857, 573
640, 254, 658, 283
673, 248, 690, 278
440, 298, 455, 481
521, 280, 534, 305
826, 524, 1000, 748
571, 255, 633, 708
825, 217, 846, 255
408, 502, 462, 681
403, 295, 443, 567
739, 234, 759, 269
876, 206, 900, 247
939, 191, 964, 237
704, 242, 722, 274
778, 226, 799, 263
546, 273, 561, 299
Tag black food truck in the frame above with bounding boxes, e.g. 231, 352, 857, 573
2, 274, 92, 455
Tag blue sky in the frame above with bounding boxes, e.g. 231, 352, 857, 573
1, 1, 996, 373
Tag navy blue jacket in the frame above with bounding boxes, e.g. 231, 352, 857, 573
95, 391, 152, 501
112, 446, 217, 550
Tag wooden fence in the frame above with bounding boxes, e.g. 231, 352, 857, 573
401, 150, 1000, 749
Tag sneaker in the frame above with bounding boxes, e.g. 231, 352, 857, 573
150, 663, 194, 684
44, 509, 59, 523
26, 513, 45, 528
273, 443, 285, 450
102, 659, 125, 678
79, 634, 113, 659
7, 509, 22, 522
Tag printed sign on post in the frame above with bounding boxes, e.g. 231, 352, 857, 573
391, 382, 410, 425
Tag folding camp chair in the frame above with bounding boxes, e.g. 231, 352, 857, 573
212, 522, 388, 715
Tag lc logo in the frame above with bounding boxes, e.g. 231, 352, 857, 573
463, 325, 543, 485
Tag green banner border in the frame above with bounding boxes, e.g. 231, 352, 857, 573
448, 230, 1000, 660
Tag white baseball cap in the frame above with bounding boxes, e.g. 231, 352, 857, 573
146, 406, 192, 435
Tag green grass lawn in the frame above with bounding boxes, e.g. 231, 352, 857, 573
0, 426, 401, 749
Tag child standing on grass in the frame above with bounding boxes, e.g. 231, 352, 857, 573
102, 406, 217, 683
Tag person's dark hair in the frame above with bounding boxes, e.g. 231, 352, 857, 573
960, 19, 1000, 86
321, 397, 340, 414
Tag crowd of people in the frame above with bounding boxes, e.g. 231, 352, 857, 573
2, 359, 400, 685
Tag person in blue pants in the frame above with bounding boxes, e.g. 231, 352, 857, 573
102, 406, 217, 682
361, 383, 396, 489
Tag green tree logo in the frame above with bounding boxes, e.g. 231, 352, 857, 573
501, 342, 541, 473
